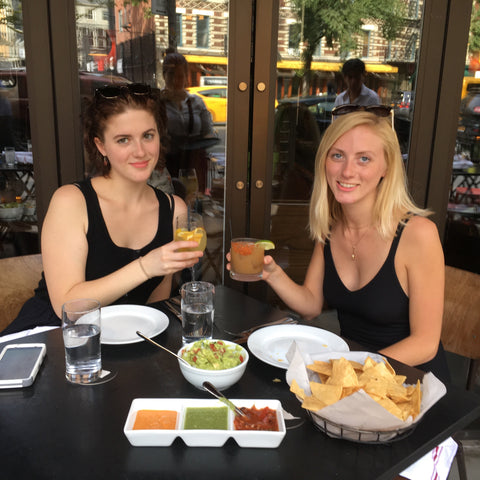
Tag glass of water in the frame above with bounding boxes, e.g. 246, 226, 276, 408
62, 299, 101, 384
180, 281, 215, 345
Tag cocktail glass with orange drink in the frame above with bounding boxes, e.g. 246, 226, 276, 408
175, 212, 207, 280
175, 213, 207, 252
230, 238, 275, 282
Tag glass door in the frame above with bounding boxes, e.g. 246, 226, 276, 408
445, 2, 480, 274
0, 1, 39, 258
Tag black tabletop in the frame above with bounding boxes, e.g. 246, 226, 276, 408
1, 286, 479, 480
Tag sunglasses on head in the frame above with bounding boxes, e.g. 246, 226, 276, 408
95, 83, 151, 99
331, 104, 392, 117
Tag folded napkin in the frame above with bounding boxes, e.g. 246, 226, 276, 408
399, 436, 458, 480
0, 326, 59, 344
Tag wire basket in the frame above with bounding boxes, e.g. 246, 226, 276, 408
307, 411, 417, 444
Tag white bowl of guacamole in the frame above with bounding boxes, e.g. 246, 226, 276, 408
178, 339, 249, 391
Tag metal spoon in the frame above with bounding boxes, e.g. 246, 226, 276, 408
136, 331, 190, 367
202, 381, 247, 417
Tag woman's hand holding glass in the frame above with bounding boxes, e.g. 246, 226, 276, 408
140, 240, 203, 279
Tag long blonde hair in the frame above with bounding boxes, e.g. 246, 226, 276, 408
309, 112, 430, 242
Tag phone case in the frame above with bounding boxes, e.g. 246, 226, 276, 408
0, 343, 46, 388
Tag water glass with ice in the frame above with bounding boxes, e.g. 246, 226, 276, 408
4, 147, 15, 167
62, 299, 101, 384
180, 281, 215, 344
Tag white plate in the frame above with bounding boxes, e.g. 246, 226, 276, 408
100, 305, 169, 345
123, 398, 286, 448
247, 324, 349, 369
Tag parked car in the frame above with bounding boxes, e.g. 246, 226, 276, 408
273, 95, 336, 202
276, 94, 337, 134
186, 86, 227, 123
0, 68, 131, 151
392, 90, 414, 119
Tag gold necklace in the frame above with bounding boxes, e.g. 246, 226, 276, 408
345, 225, 371, 261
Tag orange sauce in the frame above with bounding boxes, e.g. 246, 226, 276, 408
133, 409, 178, 430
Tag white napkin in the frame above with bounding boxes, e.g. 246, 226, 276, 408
0, 326, 59, 344
399, 436, 458, 480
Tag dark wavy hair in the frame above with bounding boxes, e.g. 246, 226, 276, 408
83, 84, 168, 176
162, 51, 189, 78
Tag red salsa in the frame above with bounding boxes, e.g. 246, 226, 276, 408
234, 406, 279, 431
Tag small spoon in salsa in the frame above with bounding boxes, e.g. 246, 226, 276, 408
203, 381, 247, 417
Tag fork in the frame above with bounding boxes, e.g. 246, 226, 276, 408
223, 316, 298, 337
164, 299, 182, 321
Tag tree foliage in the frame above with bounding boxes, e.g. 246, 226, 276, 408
289, 0, 407, 78
469, 1, 480, 55
0, 0, 23, 34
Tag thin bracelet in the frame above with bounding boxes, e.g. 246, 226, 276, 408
138, 257, 150, 280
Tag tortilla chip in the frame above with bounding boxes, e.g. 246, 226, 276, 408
409, 380, 422, 419
302, 395, 327, 412
376, 397, 404, 420
363, 378, 388, 398
326, 357, 359, 388
386, 382, 410, 403
310, 382, 343, 405
348, 360, 366, 371
340, 386, 361, 399
307, 360, 332, 376
290, 379, 306, 401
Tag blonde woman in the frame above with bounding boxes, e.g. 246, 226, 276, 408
231, 107, 449, 381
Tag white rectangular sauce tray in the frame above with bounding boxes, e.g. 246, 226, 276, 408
124, 398, 286, 448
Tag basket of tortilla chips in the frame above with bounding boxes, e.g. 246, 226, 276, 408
286, 346, 447, 443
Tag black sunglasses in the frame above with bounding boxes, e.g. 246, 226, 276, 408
331, 104, 392, 117
95, 83, 151, 99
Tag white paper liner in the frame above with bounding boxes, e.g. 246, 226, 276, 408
285, 342, 447, 442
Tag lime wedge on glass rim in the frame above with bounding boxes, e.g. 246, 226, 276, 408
255, 240, 275, 250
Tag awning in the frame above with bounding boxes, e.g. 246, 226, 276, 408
277, 60, 398, 73
184, 55, 228, 65
183, 55, 398, 73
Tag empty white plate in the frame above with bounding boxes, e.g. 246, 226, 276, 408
100, 305, 169, 345
247, 324, 349, 369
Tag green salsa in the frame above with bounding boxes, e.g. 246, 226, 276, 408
183, 407, 229, 430
181, 340, 244, 370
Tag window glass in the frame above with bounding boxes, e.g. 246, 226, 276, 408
197, 15, 210, 48
447, 2, 480, 274
0, 1, 39, 258
271, 0, 424, 285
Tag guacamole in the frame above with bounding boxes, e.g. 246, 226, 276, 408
181, 340, 244, 370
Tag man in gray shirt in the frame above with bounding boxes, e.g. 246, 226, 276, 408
334, 58, 380, 107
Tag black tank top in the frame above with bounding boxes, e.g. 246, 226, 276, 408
323, 221, 450, 382
77, 178, 174, 305
5, 180, 174, 335
34, 179, 174, 305
324, 223, 410, 351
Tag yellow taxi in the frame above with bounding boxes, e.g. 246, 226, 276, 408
186, 86, 227, 123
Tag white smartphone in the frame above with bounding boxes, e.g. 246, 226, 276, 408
0, 343, 46, 388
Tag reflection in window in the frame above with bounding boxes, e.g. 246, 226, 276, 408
197, 15, 209, 48
288, 23, 301, 51
176, 13, 183, 46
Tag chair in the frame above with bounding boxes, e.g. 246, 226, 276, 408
441, 265, 480, 480
442, 265, 480, 389
0, 254, 43, 332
